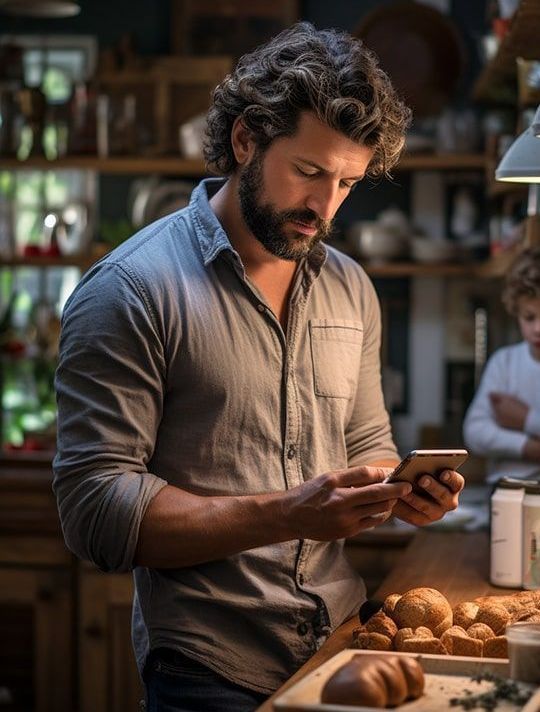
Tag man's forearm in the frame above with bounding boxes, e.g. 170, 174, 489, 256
134, 484, 292, 569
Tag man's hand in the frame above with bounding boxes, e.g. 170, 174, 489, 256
392, 469, 464, 527
280, 466, 411, 541
489, 391, 529, 431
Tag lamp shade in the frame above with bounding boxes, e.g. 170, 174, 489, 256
496, 104, 540, 183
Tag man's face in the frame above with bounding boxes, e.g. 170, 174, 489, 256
237, 112, 374, 261
517, 296, 540, 359
238, 150, 332, 260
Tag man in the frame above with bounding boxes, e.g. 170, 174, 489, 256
54, 22, 464, 712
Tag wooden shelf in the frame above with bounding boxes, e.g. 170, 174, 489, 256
364, 262, 474, 278
0, 153, 487, 175
473, 0, 540, 103
0, 255, 94, 269
397, 153, 486, 171
0, 156, 208, 175
364, 252, 516, 279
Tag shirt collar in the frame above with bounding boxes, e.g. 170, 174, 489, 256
190, 178, 237, 267
189, 177, 328, 279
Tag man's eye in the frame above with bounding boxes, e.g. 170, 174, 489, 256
341, 181, 358, 192
296, 166, 317, 178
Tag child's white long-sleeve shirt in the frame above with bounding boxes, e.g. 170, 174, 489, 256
463, 341, 540, 483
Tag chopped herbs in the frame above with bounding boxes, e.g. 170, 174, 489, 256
450, 672, 533, 710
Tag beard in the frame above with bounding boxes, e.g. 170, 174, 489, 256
238, 152, 333, 261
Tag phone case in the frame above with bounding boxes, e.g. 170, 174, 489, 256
387, 449, 468, 487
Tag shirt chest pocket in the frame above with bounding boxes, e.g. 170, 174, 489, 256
309, 319, 364, 399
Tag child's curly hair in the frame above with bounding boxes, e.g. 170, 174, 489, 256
502, 247, 540, 315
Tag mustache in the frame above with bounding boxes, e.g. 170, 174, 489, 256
279, 208, 330, 231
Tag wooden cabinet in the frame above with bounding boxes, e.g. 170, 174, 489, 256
78, 565, 142, 712
0, 564, 73, 712
0, 459, 75, 712
0, 459, 143, 712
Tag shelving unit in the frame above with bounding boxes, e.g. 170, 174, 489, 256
473, 0, 540, 104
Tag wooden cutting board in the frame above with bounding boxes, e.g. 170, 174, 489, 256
272, 649, 540, 712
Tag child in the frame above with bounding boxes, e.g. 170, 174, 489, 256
463, 247, 540, 483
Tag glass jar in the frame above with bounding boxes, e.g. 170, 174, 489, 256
507, 622, 540, 683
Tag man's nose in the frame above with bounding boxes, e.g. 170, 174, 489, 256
305, 183, 341, 222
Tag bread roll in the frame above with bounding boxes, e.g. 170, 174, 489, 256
474, 603, 510, 635
483, 635, 508, 659
400, 636, 448, 655
394, 627, 414, 651
452, 635, 483, 657
452, 601, 479, 629
321, 654, 424, 708
364, 611, 398, 639
512, 608, 540, 624
467, 622, 494, 641
440, 626, 467, 655
392, 587, 452, 637
353, 630, 393, 651
440, 626, 483, 656
383, 593, 402, 617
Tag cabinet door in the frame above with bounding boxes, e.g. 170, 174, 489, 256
0, 567, 73, 712
79, 568, 143, 712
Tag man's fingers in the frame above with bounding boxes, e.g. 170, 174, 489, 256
356, 500, 397, 519
347, 481, 411, 504
337, 466, 394, 488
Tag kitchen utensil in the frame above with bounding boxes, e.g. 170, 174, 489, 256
354, 1, 465, 118
348, 221, 407, 262
129, 178, 194, 228
410, 238, 457, 264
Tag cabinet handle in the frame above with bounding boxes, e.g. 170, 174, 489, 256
84, 622, 104, 639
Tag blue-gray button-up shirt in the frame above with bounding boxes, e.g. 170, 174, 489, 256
53, 178, 398, 693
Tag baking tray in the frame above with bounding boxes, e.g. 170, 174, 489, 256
273, 649, 540, 711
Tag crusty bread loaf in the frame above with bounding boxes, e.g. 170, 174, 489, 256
392, 588, 452, 637
321, 654, 424, 708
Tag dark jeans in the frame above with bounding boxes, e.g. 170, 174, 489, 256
143, 648, 269, 712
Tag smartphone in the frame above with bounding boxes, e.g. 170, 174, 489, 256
385, 448, 468, 493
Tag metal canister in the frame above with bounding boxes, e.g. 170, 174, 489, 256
523, 481, 540, 590
490, 477, 525, 588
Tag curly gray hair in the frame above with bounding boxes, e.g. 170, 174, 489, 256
204, 21, 411, 179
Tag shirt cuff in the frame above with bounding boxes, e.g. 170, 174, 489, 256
525, 408, 540, 438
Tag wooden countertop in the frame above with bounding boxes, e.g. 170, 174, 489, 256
256, 530, 518, 712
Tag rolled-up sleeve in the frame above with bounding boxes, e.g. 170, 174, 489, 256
53, 262, 168, 572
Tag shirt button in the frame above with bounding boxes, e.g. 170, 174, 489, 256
257, 303, 265, 313
297, 622, 309, 636
287, 444, 297, 459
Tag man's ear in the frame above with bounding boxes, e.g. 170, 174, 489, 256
231, 117, 256, 165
